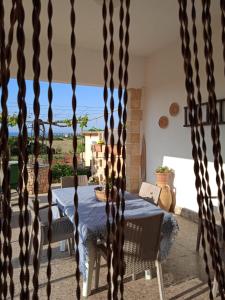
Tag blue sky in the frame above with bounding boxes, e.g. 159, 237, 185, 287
4, 78, 119, 135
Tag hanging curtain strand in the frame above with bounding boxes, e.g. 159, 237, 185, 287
16, 0, 30, 298
108, 0, 118, 298
202, 0, 225, 293
178, 1, 214, 298
202, 1, 225, 234
0, 0, 16, 298
32, 0, 41, 298
70, 1, 80, 298
102, 1, 112, 299
178, 0, 225, 298
113, 0, 124, 297
191, 0, 225, 294
46, 0, 53, 298
120, 1, 130, 299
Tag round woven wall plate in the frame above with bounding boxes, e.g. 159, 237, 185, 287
169, 102, 179, 116
158, 116, 169, 128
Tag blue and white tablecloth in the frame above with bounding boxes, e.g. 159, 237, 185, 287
52, 186, 178, 278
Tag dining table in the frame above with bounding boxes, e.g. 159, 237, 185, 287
52, 185, 178, 297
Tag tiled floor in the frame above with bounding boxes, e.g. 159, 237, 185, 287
5, 214, 218, 299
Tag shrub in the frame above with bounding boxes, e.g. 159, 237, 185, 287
52, 163, 73, 182
77, 166, 91, 178
52, 164, 91, 182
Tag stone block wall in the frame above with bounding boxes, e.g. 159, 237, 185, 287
126, 88, 142, 193
27, 164, 49, 194
90, 88, 143, 194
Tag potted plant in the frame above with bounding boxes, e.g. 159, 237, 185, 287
155, 166, 174, 186
155, 166, 176, 212
94, 139, 105, 152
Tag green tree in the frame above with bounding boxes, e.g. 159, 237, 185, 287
0, 113, 18, 127
77, 114, 89, 166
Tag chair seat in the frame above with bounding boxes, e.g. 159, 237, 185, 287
41, 216, 74, 245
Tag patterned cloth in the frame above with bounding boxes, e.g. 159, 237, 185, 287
52, 186, 179, 278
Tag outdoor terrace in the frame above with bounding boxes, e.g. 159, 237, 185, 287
10, 204, 212, 300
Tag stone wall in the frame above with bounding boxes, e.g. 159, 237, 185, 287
27, 164, 49, 194
126, 89, 142, 193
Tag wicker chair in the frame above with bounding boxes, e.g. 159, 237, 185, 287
61, 175, 88, 188
95, 213, 166, 300
139, 182, 161, 205
28, 201, 74, 273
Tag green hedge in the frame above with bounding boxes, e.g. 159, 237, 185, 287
52, 163, 91, 182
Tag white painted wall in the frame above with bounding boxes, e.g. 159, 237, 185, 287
84, 132, 103, 167
143, 25, 225, 212
9, 39, 146, 88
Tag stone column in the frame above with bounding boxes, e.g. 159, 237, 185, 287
126, 88, 142, 193
27, 164, 49, 194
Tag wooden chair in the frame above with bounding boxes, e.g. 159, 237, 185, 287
28, 200, 74, 273
95, 213, 166, 300
139, 182, 161, 205
61, 175, 88, 188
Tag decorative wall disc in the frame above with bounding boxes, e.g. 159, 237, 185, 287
158, 116, 169, 128
169, 102, 179, 116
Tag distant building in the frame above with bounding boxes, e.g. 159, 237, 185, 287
83, 130, 104, 167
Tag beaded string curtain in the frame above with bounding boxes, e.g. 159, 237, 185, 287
0, 0, 130, 299
178, 0, 225, 299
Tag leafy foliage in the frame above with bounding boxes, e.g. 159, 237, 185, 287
88, 127, 102, 132
155, 166, 174, 173
0, 113, 18, 127
52, 163, 73, 182
52, 163, 91, 182
77, 114, 89, 130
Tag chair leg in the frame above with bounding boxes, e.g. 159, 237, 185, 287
82, 241, 96, 298
28, 228, 34, 265
95, 252, 101, 289
37, 242, 43, 275
196, 221, 201, 252
37, 228, 44, 275
132, 274, 137, 281
212, 276, 218, 299
145, 269, 153, 280
67, 238, 72, 256
155, 260, 166, 300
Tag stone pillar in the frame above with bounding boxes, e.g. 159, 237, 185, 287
126, 88, 142, 193
27, 164, 49, 194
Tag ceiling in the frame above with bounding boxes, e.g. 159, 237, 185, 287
3, 0, 221, 58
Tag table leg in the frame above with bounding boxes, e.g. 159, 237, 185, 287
82, 241, 97, 298
212, 276, 218, 299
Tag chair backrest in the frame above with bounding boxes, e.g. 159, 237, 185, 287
121, 213, 164, 276
78, 175, 88, 186
139, 182, 161, 205
61, 175, 88, 188
61, 176, 74, 188
10, 163, 19, 190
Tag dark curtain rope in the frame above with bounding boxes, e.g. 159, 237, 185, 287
102, 0, 130, 299
178, 0, 225, 298
70, 1, 80, 299
0, 0, 17, 298
32, 0, 41, 299
16, 0, 29, 299
102, 1, 112, 299
191, 0, 225, 295
0, 1, 131, 299
47, 0, 53, 298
